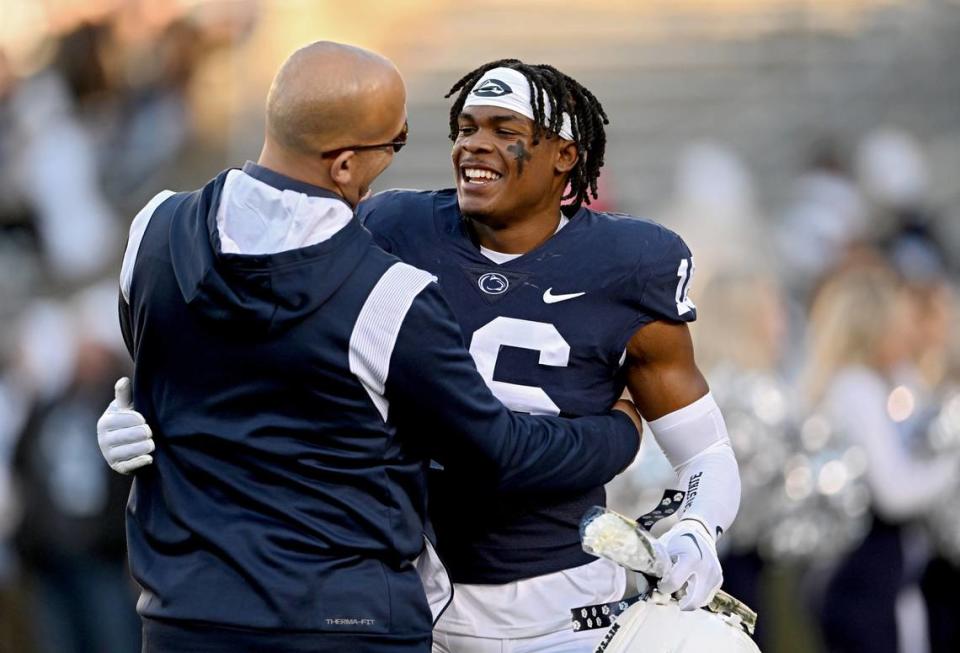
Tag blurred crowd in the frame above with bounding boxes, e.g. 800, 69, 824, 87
0, 4, 251, 652
610, 134, 960, 652
0, 3, 958, 653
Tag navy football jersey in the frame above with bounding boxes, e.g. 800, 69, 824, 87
359, 189, 696, 583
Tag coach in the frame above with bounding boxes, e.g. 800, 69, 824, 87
100, 42, 640, 652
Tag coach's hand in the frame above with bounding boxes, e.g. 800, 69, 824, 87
97, 377, 155, 474
657, 518, 722, 611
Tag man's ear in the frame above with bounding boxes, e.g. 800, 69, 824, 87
555, 141, 579, 174
329, 151, 356, 186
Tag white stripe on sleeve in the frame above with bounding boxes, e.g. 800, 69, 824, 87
120, 190, 176, 303
349, 262, 437, 421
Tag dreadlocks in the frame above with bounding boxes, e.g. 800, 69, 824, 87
445, 59, 609, 214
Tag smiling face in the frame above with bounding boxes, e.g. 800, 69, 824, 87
452, 105, 575, 224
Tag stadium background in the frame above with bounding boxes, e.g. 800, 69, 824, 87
0, 1, 958, 651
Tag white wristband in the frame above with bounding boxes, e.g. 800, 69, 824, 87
647, 392, 741, 540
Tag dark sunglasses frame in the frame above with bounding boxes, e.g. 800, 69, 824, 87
319, 122, 408, 159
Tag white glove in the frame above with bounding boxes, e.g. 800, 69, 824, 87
656, 518, 723, 611
97, 377, 155, 474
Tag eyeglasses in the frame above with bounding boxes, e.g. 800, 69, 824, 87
320, 122, 408, 158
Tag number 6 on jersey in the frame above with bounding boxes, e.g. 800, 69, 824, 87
469, 316, 570, 416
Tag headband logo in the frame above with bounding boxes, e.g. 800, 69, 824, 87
472, 79, 512, 97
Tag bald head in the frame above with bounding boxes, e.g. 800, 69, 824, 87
265, 41, 405, 157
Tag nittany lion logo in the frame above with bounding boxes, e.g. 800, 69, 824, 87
478, 272, 509, 295
472, 79, 512, 97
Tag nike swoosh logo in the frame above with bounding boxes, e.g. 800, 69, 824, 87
543, 288, 586, 304
681, 532, 704, 559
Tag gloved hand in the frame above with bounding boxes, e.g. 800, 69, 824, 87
656, 518, 723, 611
96, 377, 155, 474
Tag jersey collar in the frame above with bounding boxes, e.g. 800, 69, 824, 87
446, 201, 589, 269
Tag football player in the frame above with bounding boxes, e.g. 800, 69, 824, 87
359, 61, 741, 653
99, 60, 742, 652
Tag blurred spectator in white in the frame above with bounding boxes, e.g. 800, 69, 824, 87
6, 23, 119, 284
857, 134, 959, 650
13, 300, 78, 404
803, 264, 960, 653
691, 268, 788, 376
856, 128, 952, 295
912, 281, 960, 653
660, 141, 771, 290
688, 267, 792, 649
777, 140, 869, 297
856, 128, 929, 230
12, 282, 137, 653
907, 280, 956, 392
0, 48, 43, 324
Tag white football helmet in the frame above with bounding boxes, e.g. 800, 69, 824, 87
594, 593, 761, 653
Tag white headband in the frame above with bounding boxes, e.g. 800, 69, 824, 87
462, 67, 575, 140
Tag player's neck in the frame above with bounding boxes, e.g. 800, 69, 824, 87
467, 207, 564, 255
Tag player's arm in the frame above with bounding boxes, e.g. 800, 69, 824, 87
616, 224, 741, 610
624, 320, 707, 419
624, 320, 740, 543
624, 320, 740, 610
386, 279, 641, 494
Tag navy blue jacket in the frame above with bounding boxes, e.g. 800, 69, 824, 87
359, 188, 696, 583
118, 165, 639, 643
